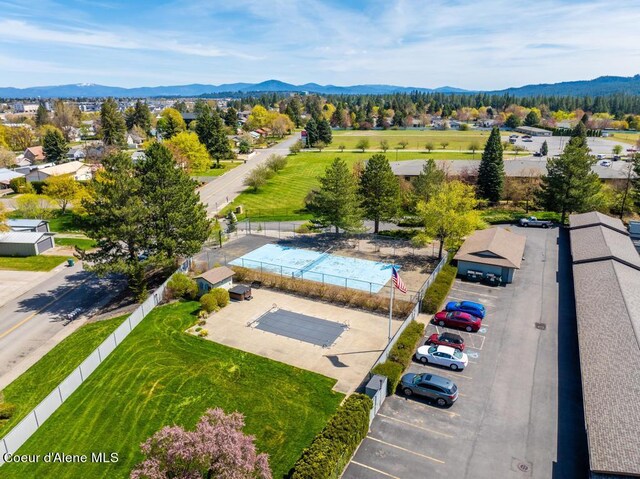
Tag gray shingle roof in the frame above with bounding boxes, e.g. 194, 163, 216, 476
454, 227, 526, 269
569, 212, 628, 235
569, 213, 640, 476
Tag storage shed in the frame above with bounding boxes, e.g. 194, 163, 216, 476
7, 219, 50, 233
454, 227, 526, 284
0, 231, 56, 256
229, 284, 252, 301
195, 266, 235, 295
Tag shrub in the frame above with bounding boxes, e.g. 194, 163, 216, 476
166, 272, 198, 300
290, 394, 372, 479
422, 264, 457, 314
0, 402, 16, 420
9, 177, 33, 194
197, 311, 208, 321
210, 287, 230, 308
198, 329, 209, 337
200, 293, 219, 313
30, 180, 46, 194
371, 361, 405, 396
265, 154, 288, 172
198, 319, 207, 326
388, 321, 424, 365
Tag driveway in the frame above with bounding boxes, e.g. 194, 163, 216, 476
343, 226, 588, 479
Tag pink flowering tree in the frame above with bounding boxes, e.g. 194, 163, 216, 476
131, 408, 272, 479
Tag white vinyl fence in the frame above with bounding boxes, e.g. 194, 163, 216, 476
0, 259, 190, 466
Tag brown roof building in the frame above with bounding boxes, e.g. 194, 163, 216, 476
24, 146, 45, 163
569, 212, 640, 478
195, 266, 235, 295
454, 227, 526, 283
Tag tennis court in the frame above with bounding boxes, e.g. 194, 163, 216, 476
253, 308, 346, 347
229, 244, 397, 292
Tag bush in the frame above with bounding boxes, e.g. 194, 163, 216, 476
197, 311, 208, 321
371, 361, 405, 396
9, 177, 33, 194
210, 287, 230, 308
422, 264, 457, 314
198, 329, 209, 337
30, 180, 45, 194
388, 321, 425, 365
290, 394, 372, 479
0, 402, 16, 420
200, 293, 219, 313
166, 272, 198, 300
265, 154, 288, 172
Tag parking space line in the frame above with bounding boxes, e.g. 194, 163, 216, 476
367, 436, 445, 464
451, 288, 497, 299
397, 397, 460, 417
351, 461, 401, 479
378, 413, 454, 438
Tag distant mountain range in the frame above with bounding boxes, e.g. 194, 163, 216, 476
1, 75, 639, 99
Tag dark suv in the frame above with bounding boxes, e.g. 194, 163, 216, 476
400, 373, 459, 406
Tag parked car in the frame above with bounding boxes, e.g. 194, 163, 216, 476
416, 345, 469, 371
445, 300, 486, 319
533, 151, 543, 157
598, 160, 612, 167
518, 216, 553, 228
400, 373, 459, 406
434, 310, 482, 332
426, 332, 465, 351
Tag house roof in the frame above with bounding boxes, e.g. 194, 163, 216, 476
454, 227, 526, 269
7, 219, 47, 228
196, 266, 235, 285
0, 168, 23, 184
569, 211, 628, 235
25, 146, 44, 159
0, 231, 53, 244
30, 161, 87, 177
569, 213, 640, 476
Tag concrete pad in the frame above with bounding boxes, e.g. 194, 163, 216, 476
0, 270, 49, 308
198, 289, 403, 394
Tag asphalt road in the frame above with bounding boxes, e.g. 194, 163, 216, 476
0, 263, 126, 383
344, 226, 588, 479
197, 135, 302, 215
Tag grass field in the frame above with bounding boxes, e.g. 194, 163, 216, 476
0, 301, 343, 479
54, 237, 97, 249
0, 255, 67, 271
192, 160, 242, 177
332, 128, 501, 151
0, 315, 127, 435
608, 132, 640, 146
8, 211, 86, 234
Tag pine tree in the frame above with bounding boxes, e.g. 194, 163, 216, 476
308, 158, 362, 233
224, 107, 238, 128
476, 127, 504, 203
524, 110, 540, 126
304, 118, 318, 147
360, 154, 400, 233
537, 126, 602, 224
317, 118, 333, 145
413, 159, 446, 204
100, 98, 127, 147
42, 127, 68, 163
125, 100, 152, 133
541, 140, 549, 156
35, 103, 50, 127
195, 105, 230, 167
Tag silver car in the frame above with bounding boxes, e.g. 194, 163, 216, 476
415, 345, 469, 371
400, 373, 458, 406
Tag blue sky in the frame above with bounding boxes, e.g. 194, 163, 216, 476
1, 0, 639, 89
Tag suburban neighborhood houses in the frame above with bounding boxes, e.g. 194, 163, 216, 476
1, 2, 640, 479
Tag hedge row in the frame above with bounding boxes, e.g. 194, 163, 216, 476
231, 266, 414, 318
422, 263, 458, 314
290, 394, 373, 479
372, 320, 425, 395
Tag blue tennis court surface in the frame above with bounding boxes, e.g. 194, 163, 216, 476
230, 244, 398, 293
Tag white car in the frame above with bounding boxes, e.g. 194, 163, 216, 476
415, 345, 469, 371
599, 160, 612, 167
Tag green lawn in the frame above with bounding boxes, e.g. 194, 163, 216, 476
480, 207, 562, 224
0, 315, 127, 435
0, 301, 343, 479
192, 160, 242, 177
8, 211, 86, 234
332, 128, 503, 151
607, 132, 640, 146
0, 256, 67, 271
54, 237, 97, 249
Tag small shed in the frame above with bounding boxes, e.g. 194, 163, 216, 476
229, 284, 252, 301
7, 219, 50, 233
0, 231, 55, 256
454, 228, 526, 284
195, 266, 235, 295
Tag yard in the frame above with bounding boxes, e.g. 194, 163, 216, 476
332, 129, 500, 151
0, 255, 67, 271
191, 160, 242, 177
0, 315, 127, 434
0, 301, 343, 479
53, 237, 97, 249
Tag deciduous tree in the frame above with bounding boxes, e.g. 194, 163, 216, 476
156, 108, 186, 140
355, 138, 369, 152
165, 131, 210, 172
359, 154, 400, 233
43, 175, 80, 213
0, 147, 15, 168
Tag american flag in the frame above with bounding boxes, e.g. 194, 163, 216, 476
392, 267, 407, 293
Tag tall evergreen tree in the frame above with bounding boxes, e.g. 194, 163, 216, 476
125, 100, 152, 133
137, 143, 211, 260
537, 125, 602, 224
195, 105, 231, 166
308, 158, 362, 233
505, 113, 521, 129
413, 159, 446, 204
317, 118, 333, 145
476, 127, 505, 203
304, 118, 319, 147
224, 107, 238, 128
360, 154, 400, 233
35, 103, 50, 127
540, 140, 549, 156
42, 127, 68, 163
100, 98, 127, 147
524, 110, 540, 126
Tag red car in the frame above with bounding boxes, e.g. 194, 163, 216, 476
426, 332, 465, 351
433, 310, 482, 332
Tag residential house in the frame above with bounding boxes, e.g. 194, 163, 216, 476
0, 168, 24, 189
25, 161, 93, 182
126, 131, 145, 149
6, 219, 50, 233
66, 147, 86, 161
24, 146, 45, 163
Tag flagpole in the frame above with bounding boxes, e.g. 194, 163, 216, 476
388, 278, 394, 342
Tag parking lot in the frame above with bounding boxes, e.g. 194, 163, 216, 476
343, 227, 588, 479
